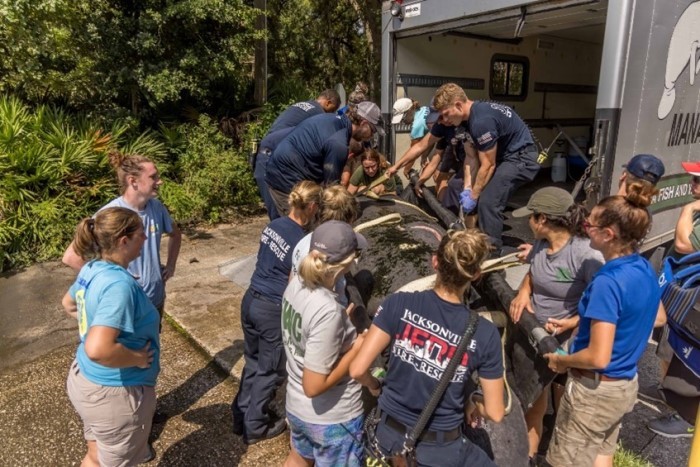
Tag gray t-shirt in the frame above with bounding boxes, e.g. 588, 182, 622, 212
281, 275, 363, 424
527, 236, 604, 323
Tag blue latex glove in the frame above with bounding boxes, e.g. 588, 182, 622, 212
460, 189, 477, 213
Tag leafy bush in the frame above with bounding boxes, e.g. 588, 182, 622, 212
159, 115, 259, 224
0, 95, 164, 271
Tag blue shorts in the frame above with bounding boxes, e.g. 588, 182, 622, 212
287, 412, 364, 467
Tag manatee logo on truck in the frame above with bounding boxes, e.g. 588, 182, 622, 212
658, 1, 700, 125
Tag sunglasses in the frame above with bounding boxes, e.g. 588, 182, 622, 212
582, 220, 603, 231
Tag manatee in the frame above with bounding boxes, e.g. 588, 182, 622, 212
348, 193, 532, 465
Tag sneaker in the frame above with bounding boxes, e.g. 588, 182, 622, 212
648, 414, 695, 438
139, 443, 156, 464
232, 419, 245, 436
152, 409, 169, 424
244, 417, 287, 445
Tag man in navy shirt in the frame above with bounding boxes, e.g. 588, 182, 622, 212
265, 101, 384, 216
254, 90, 340, 219
390, 83, 539, 254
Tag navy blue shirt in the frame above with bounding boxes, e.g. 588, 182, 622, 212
431, 101, 534, 163
269, 100, 324, 134
374, 290, 503, 431
260, 100, 324, 152
250, 216, 306, 302
266, 113, 352, 193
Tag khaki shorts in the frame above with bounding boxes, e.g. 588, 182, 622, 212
66, 360, 156, 467
546, 371, 638, 466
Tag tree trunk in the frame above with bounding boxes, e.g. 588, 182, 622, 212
253, 0, 268, 105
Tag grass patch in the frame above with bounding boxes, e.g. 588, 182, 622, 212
614, 446, 653, 467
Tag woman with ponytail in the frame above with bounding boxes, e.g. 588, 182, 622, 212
62, 207, 160, 466
544, 181, 662, 467
350, 229, 505, 466
63, 151, 181, 317
232, 180, 322, 445
281, 220, 377, 467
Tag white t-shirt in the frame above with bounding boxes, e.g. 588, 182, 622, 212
281, 275, 363, 424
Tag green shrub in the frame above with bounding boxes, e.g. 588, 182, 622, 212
159, 115, 259, 224
0, 94, 164, 271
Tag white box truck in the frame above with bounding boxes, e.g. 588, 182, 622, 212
381, 0, 700, 250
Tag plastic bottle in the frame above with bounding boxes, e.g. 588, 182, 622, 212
551, 152, 567, 183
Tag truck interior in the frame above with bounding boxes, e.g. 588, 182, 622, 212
393, 0, 609, 194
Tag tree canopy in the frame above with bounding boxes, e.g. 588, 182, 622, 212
0, 0, 381, 120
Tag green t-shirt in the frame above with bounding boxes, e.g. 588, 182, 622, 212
690, 211, 700, 251
349, 166, 396, 193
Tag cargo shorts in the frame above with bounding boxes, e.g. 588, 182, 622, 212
66, 360, 156, 467
546, 371, 638, 466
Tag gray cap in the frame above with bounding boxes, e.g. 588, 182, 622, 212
310, 221, 368, 263
512, 187, 574, 218
356, 101, 386, 136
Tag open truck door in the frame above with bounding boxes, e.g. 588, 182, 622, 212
382, 0, 700, 252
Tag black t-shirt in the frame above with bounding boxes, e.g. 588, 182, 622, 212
430, 101, 534, 164
266, 114, 352, 192
268, 100, 324, 134
373, 290, 503, 431
250, 216, 306, 302
259, 100, 324, 152
467, 101, 534, 163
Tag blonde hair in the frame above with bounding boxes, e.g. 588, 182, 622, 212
320, 185, 359, 223
435, 229, 491, 291
299, 250, 356, 289
433, 83, 468, 110
73, 207, 142, 260
108, 150, 154, 194
288, 180, 323, 211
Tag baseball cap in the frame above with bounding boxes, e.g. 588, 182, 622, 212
392, 98, 413, 124
426, 97, 440, 125
356, 101, 386, 136
512, 187, 574, 218
310, 220, 368, 263
623, 154, 665, 184
681, 161, 700, 176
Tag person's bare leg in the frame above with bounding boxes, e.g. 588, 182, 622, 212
593, 453, 613, 467
81, 441, 99, 467
660, 359, 671, 379
283, 444, 314, 467
526, 387, 549, 458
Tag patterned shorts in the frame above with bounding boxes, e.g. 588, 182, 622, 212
287, 412, 364, 467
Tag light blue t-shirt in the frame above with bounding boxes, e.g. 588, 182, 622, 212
101, 197, 174, 308
70, 260, 161, 386
410, 106, 429, 140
